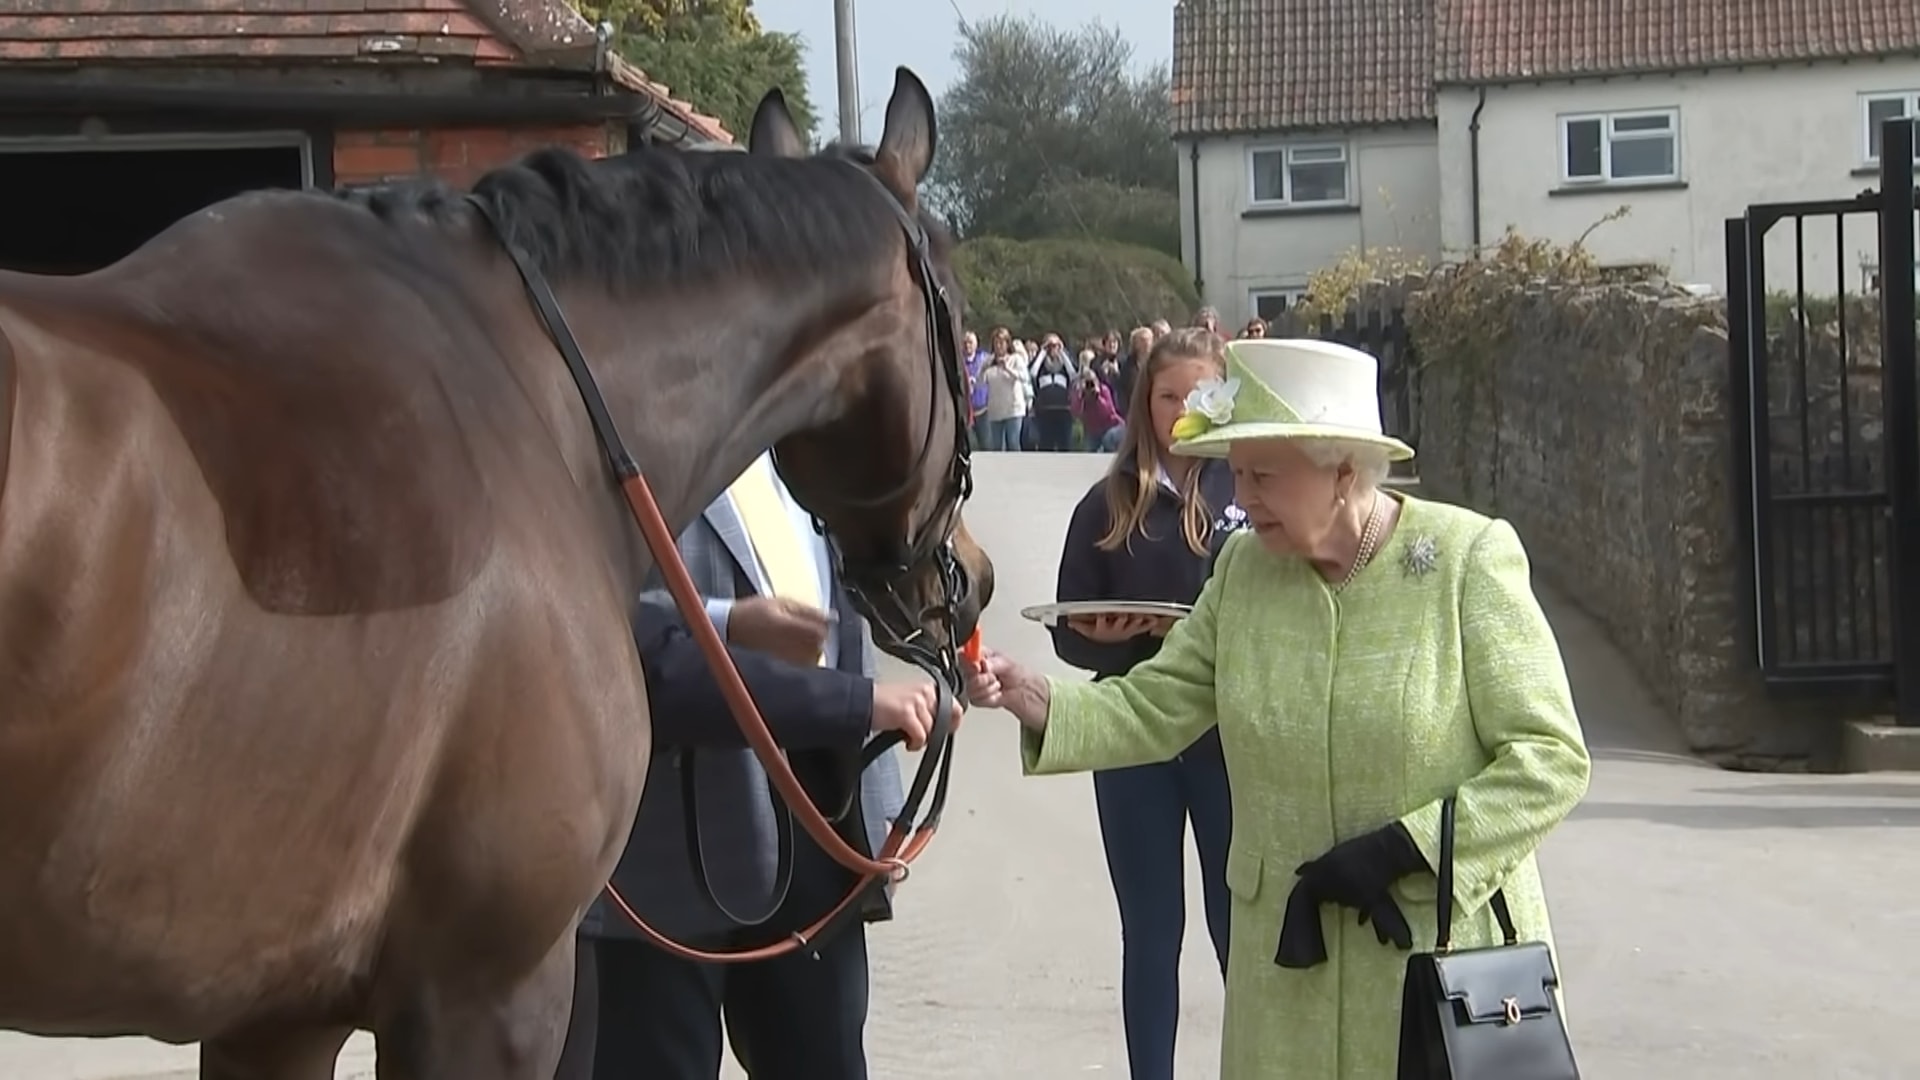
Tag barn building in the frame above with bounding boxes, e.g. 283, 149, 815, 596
0, 0, 730, 272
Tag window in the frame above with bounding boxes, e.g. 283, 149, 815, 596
1863, 91, 1920, 163
1559, 109, 1679, 184
1249, 288, 1306, 322
1248, 144, 1349, 206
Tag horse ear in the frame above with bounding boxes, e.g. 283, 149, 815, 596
748, 88, 807, 158
874, 67, 937, 204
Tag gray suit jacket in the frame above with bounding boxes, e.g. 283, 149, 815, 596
582, 495, 906, 943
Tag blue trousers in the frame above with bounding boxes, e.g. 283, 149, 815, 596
984, 417, 1023, 451
1092, 727, 1232, 1080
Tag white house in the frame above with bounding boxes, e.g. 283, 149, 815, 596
1172, 0, 1920, 316
1171, 0, 1443, 323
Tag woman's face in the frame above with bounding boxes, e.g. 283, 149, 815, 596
1148, 356, 1221, 458
1227, 440, 1345, 557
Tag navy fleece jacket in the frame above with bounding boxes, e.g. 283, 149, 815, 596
1049, 458, 1242, 679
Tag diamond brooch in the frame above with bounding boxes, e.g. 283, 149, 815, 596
1404, 534, 1440, 577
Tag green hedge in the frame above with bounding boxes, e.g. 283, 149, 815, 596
1006, 178, 1182, 259
953, 236, 1198, 341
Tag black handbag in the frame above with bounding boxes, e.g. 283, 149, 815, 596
1397, 797, 1579, 1080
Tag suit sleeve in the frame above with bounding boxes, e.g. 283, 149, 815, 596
1049, 489, 1158, 675
1021, 533, 1235, 774
633, 597, 874, 751
1397, 519, 1592, 914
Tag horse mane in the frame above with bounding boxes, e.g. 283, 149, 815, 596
337, 141, 946, 291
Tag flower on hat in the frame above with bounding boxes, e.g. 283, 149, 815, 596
1170, 376, 1241, 441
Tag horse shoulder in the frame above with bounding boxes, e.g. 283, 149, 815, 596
44, 198, 502, 616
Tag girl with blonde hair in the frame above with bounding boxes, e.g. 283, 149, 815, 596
1049, 327, 1241, 1080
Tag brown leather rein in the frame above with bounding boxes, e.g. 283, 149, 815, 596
466, 180, 967, 963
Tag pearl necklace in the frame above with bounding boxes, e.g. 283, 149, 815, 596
1337, 493, 1388, 592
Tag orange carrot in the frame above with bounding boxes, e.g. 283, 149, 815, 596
960, 628, 984, 665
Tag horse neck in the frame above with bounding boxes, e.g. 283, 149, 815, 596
555, 269, 888, 544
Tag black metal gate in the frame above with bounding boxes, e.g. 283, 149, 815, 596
1726, 118, 1920, 723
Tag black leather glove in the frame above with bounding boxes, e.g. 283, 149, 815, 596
1274, 877, 1329, 969
1275, 878, 1417, 969
1356, 896, 1415, 950
1293, 821, 1428, 910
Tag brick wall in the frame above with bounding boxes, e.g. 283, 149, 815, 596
333, 122, 621, 187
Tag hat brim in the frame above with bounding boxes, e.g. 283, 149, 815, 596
1171, 421, 1416, 462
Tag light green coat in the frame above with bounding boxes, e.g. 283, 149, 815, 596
1025, 496, 1590, 1079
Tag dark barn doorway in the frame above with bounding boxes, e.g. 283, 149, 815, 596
0, 139, 309, 274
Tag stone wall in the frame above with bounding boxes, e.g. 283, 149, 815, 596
1378, 278, 1890, 765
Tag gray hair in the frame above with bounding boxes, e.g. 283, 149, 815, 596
1295, 438, 1393, 487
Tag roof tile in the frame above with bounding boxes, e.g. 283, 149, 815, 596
1172, 0, 1435, 136
0, 0, 731, 142
1436, 0, 1920, 83
1175, 0, 1920, 136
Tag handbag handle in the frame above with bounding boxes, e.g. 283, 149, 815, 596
1434, 796, 1520, 952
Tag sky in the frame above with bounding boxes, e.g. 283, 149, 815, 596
750, 0, 1174, 141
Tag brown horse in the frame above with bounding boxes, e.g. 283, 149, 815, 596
0, 67, 990, 1080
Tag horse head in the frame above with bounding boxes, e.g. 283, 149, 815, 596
745, 70, 993, 682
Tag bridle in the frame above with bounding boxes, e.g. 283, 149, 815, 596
774, 163, 976, 700
466, 158, 973, 964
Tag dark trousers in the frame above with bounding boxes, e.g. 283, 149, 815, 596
555, 840, 872, 1080
1034, 409, 1075, 452
1091, 727, 1233, 1080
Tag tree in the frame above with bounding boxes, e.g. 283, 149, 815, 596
955, 237, 1197, 341
931, 15, 1178, 254
575, 0, 816, 143
575, 0, 759, 36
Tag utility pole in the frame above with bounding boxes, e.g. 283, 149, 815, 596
832, 0, 860, 144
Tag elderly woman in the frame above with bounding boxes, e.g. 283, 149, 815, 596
966, 338, 1590, 1079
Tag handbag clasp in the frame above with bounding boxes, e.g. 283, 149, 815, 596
1501, 996, 1523, 1026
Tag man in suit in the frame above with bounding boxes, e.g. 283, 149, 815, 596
557, 451, 954, 1080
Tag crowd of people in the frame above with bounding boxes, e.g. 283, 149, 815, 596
963, 306, 1274, 454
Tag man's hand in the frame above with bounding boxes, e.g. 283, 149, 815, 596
727, 596, 831, 665
869, 679, 963, 752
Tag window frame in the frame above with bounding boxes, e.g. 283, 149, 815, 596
1862, 91, 1920, 165
1246, 142, 1352, 208
1557, 108, 1681, 186
1248, 287, 1307, 323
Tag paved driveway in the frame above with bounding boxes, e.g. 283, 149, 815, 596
4, 454, 1917, 1079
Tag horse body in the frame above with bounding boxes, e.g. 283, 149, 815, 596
0, 197, 653, 1045
0, 70, 982, 1078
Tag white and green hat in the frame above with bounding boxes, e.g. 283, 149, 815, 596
1169, 338, 1414, 461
